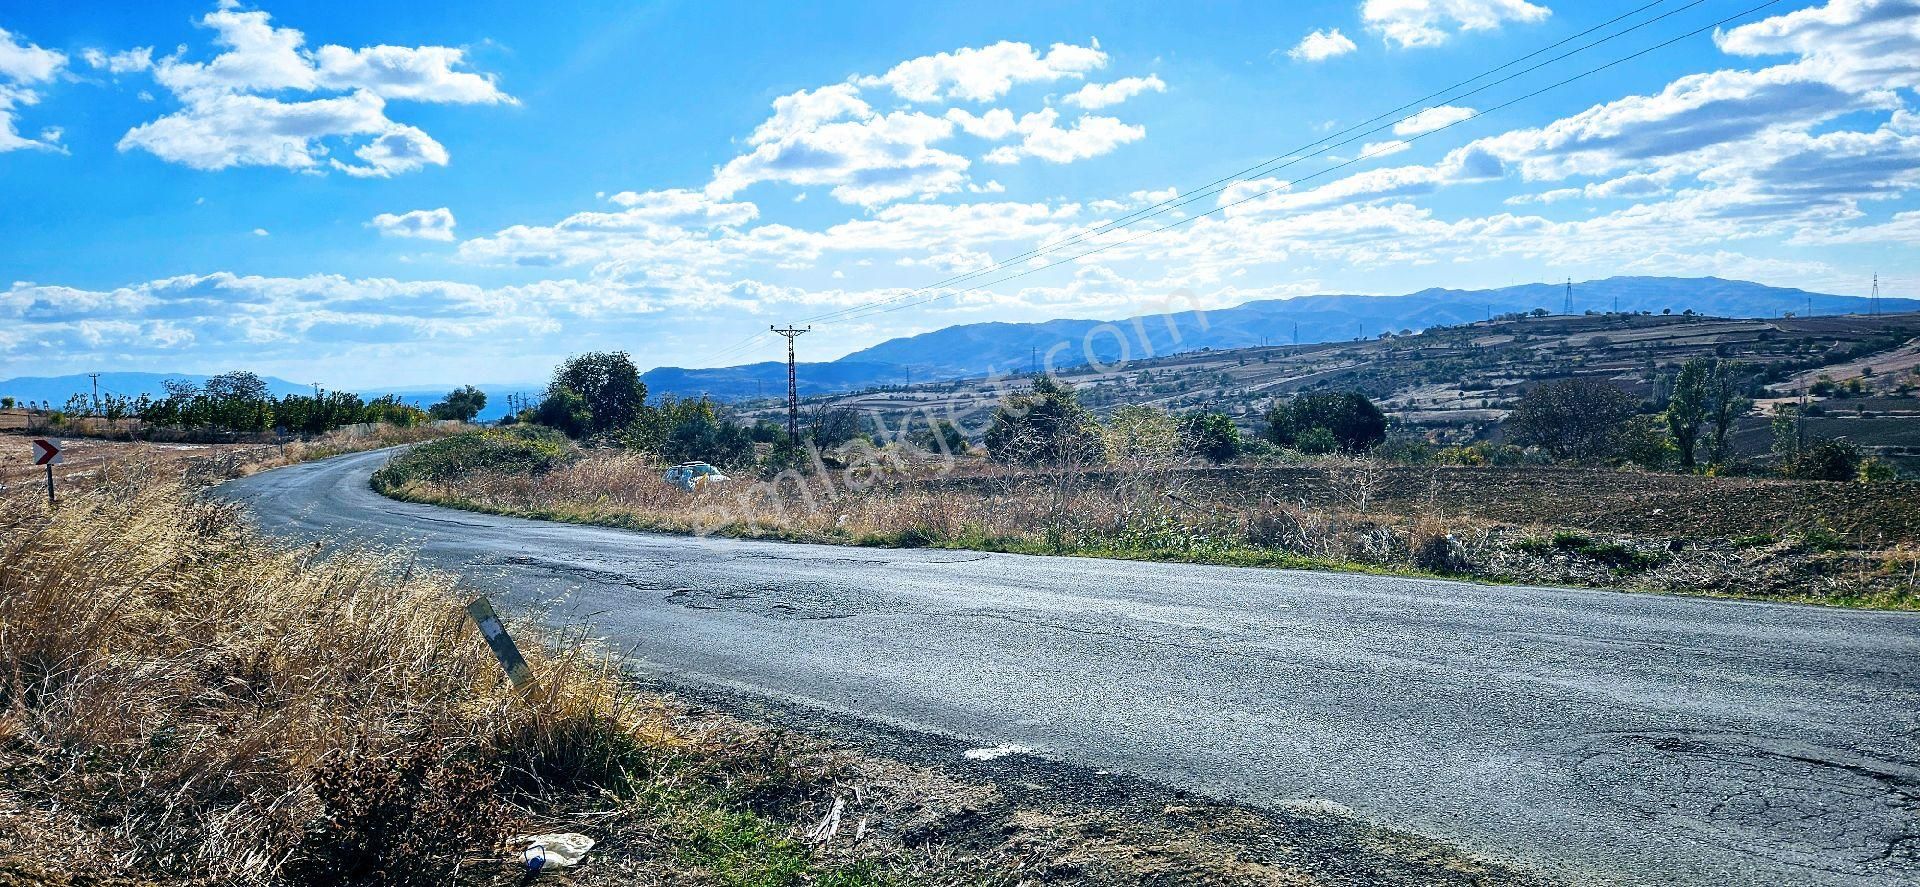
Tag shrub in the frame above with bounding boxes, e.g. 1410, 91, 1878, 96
1506, 378, 1638, 463
297, 741, 510, 886
1785, 438, 1862, 481
1178, 411, 1242, 463
984, 375, 1104, 467
1295, 426, 1338, 455
371, 426, 575, 490
1264, 392, 1386, 452
1413, 533, 1470, 575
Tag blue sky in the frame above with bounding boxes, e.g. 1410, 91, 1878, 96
2, 0, 1916, 387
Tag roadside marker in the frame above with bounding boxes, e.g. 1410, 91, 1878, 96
31, 438, 60, 506
467, 596, 535, 691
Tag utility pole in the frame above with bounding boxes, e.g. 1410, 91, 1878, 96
87, 372, 100, 415
771, 325, 810, 443
1030, 346, 1038, 376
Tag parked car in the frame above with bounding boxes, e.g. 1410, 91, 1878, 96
663, 461, 729, 491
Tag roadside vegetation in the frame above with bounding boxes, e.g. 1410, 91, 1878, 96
1, 455, 1539, 886
370, 351, 1920, 610
4, 371, 494, 442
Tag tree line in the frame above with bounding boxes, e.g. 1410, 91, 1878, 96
29, 371, 492, 435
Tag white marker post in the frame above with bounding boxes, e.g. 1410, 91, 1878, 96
467, 596, 535, 692
31, 438, 61, 506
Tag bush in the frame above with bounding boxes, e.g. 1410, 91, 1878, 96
1295, 426, 1338, 455
1264, 392, 1386, 452
371, 426, 575, 489
1785, 438, 1862, 481
1178, 411, 1241, 463
984, 376, 1104, 467
297, 741, 510, 886
1413, 533, 1470, 575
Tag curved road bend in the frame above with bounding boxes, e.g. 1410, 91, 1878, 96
220, 449, 1920, 886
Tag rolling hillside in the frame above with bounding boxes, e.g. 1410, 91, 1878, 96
642, 277, 1914, 399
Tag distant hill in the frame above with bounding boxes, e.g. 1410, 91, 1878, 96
0, 372, 312, 407
642, 277, 1917, 400
0, 374, 548, 422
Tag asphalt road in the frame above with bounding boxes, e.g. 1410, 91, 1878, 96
221, 449, 1920, 886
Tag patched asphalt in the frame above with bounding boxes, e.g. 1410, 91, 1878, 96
220, 449, 1920, 886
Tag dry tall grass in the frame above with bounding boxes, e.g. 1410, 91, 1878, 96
0, 461, 684, 883
381, 444, 1920, 609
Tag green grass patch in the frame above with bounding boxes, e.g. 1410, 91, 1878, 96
1516, 531, 1663, 570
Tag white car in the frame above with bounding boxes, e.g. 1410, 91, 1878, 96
664, 461, 729, 491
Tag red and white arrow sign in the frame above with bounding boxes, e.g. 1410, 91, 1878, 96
31, 438, 61, 466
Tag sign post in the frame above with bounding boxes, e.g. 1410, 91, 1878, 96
466, 596, 535, 692
31, 438, 60, 506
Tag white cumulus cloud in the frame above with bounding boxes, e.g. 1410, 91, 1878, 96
0, 26, 67, 153
1393, 105, 1476, 136
111, 5, 508, 175
858, 40, 1106, 102
981, 108, 1145, 164
369, 207, 457, 241
1362, 0, 1552, 49
1061, 75, 1165, 109
1288, 28, 1358, 62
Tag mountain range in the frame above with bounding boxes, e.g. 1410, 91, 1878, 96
639, 277, 1916, 400
7, 278, 1911, 411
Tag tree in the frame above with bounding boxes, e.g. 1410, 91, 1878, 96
1507, 378, 1638, 463
1704, 361, 1751, 465
806, 405, 867, 449
535, 387, 592, 438
546, 352, 647, 437
1620, 414, 1677, 470
204, 371, 274, 432
984, 375, 1104, 467
428, 385, 488, 422
1178, 411, 1241, 463
1264, 392, 1386, 452
1666, 358, 1711, 470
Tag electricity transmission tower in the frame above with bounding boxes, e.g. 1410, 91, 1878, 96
1871, 273, 1880, 316
771, 325, 810, 443
1563, 278, 1573, 315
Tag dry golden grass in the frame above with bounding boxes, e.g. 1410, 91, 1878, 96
381, 444, 1920, 609
0, 461, 737, 884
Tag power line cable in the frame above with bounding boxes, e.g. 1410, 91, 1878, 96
789, 0, 1706, 330
695, 0, 1692, 365
823, 0, 1783, 325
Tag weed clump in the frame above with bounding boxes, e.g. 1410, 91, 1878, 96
1516, 532, 1662, 570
